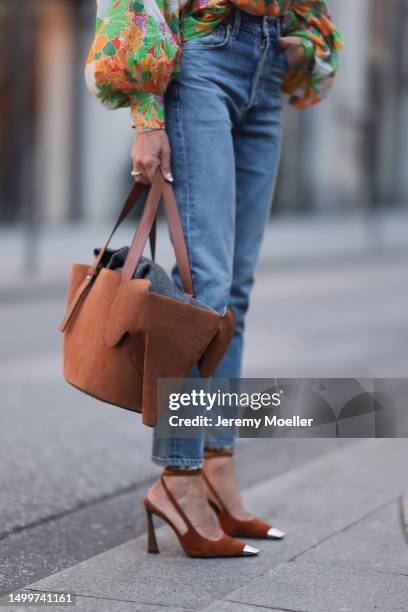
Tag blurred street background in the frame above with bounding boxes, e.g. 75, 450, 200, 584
0, 0, 407, 609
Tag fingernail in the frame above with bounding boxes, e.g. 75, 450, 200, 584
164, 172, 174, 182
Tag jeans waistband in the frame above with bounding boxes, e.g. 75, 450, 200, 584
224, 6, 284, 38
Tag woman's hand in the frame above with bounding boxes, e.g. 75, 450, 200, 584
278, 36, 309, 68
131, 129, 173, 185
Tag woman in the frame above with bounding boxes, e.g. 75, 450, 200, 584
86, 0, 342, 558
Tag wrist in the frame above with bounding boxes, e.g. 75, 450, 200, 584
134, 127, 165, 134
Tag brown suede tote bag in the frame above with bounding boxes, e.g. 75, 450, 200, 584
58, 172, 234, 426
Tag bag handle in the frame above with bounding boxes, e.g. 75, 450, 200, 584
89, 179, 156, 276
59, 177, 159, 333
59, 172, 193, 332
121, 172, 194, 296
162, 179, 193, 296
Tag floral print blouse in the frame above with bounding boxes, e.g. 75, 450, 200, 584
85, 0, 343, 129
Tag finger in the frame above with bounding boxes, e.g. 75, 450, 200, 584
278, 35, 303, 48
133, 157, 153, 184
143, 157, 160, 184
130, 164, 146, 183
131, 169, 149, 184
134, 175, 149, 185
131, 153, 142, 174
280, 35, 301, 45
160, 146, 173, 182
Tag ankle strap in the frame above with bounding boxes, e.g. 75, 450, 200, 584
204, 449, 234, 459
163, 467, 202, 476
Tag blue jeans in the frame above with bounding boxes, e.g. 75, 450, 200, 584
152, 7, 287, 468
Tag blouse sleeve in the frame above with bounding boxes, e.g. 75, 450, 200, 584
85, 0, 186, 129
282, 1, 344, 108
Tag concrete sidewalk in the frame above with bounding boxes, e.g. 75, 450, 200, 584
6, 438, 408, 612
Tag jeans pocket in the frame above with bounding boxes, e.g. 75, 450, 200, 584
182, 23, 231, 50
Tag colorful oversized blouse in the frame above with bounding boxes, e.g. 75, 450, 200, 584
85, 0, 343, 129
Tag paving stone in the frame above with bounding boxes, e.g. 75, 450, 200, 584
21, 529, 288, 610
244, 439, 408, 548
299, 501, 408, 575
225, 559, 408, 612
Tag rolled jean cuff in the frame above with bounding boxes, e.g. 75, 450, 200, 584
151, 455, 203, 469
204, 438, 236, 452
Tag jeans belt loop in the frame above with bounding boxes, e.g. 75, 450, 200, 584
262, 16, 268, 41
278, 17, 281, 39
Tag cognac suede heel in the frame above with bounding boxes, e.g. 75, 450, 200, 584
143, 468, 259, 557
203, 449, 286, 540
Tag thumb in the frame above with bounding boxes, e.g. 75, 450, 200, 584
279, 35, 303, 48
160, 146, 173, 182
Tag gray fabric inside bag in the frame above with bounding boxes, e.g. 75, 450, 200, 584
93, 246, 213, 311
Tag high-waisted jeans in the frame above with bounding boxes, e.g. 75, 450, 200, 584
152, 7, 288, 468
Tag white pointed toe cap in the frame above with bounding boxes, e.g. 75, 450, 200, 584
267, 527, 286, 539
243, 544, 259, 556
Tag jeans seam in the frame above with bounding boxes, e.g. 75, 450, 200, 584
245, 35, 271, 112
174, 79, 196, 295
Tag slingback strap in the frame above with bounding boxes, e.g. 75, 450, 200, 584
160, 471, 202, 534
201, 471, 229, 515
202, 448, 234, 512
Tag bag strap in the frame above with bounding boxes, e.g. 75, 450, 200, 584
89, 180, 156, 277
162, 179, 193, 296
121, 172, 194, 296
59, 178, 158, 333
59, 172, 193, 332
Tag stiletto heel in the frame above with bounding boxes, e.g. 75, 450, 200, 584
203, 449, 286, 540
143, 468, 259, 558
145, 505, 159, 553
